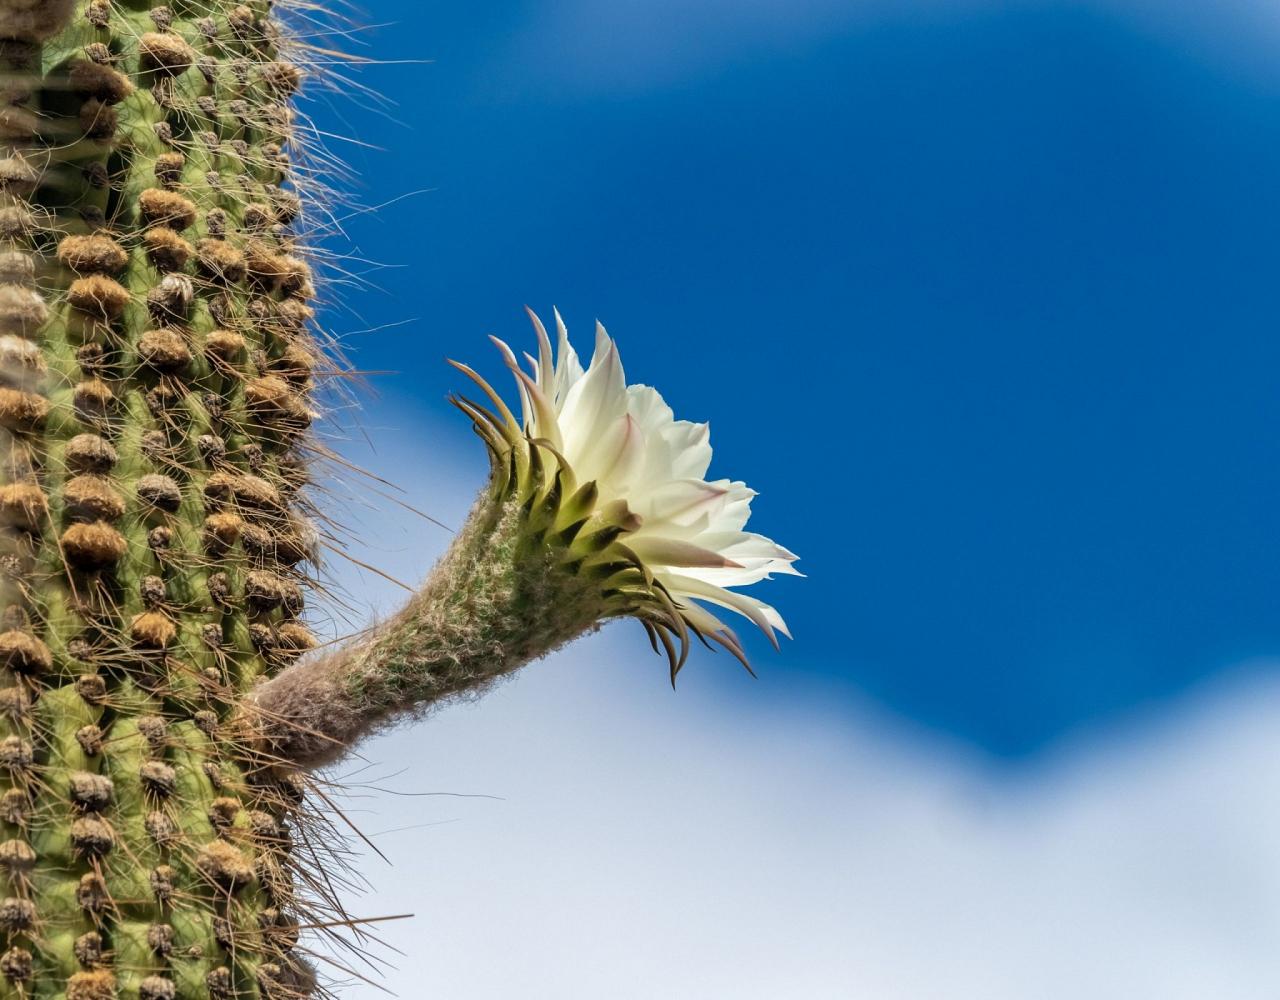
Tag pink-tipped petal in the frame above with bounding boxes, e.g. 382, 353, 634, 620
630, 536, 746, 569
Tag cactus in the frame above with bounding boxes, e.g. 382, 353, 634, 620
0, 1, 325, 996
0, 2, 796, 997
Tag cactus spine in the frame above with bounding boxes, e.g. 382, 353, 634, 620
0, 1, 322, 996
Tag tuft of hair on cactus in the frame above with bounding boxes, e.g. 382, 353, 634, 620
249, 309, 797, 766
0, 0, 74, 43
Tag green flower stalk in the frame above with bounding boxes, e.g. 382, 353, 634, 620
0, 0, 797, 996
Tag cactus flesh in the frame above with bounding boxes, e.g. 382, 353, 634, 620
0, 1, 321, 996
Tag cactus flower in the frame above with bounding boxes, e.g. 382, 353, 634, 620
452, 309, 798, 680
254, 312, 800, 767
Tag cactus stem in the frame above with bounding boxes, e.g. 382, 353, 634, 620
248, 493, 606, 768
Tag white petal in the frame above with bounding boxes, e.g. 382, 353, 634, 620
625, 384, 675, 435
635, 479, 730, 526
584, 413, 645, 492
681, 562, 799, 588
629, 535, 744, 569
552, 308, 584, 405
625, 386, 704, 491
559, 330, 627, 465
672, 531, 800, 587
703, 532, 799, 564
661, 573, 791, 646
705, 482, 757, 534
663, 421, 713, 481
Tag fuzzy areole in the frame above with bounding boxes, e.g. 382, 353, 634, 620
0, 1, 74, 43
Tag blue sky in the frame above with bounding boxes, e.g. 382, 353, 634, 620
292, 3, 1280, 995
303, 0, 1280, 759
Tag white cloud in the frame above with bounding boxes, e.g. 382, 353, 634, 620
321, 646, 1280, 999
312, 405, 1280, 998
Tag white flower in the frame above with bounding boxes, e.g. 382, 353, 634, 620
451, 309, 798, 678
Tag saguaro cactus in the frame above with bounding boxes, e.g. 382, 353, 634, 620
0, 1, 323, 996
0, 1, 796, 997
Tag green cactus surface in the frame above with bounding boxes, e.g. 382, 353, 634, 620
0, 1, 325, 996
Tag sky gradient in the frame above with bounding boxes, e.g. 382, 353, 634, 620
304, 0, 1280, 755
290, 3, 1280, 994
327, 445, 1280, 999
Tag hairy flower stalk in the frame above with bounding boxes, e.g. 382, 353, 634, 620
245, 493, 609, 768
251, 312, 797, 766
